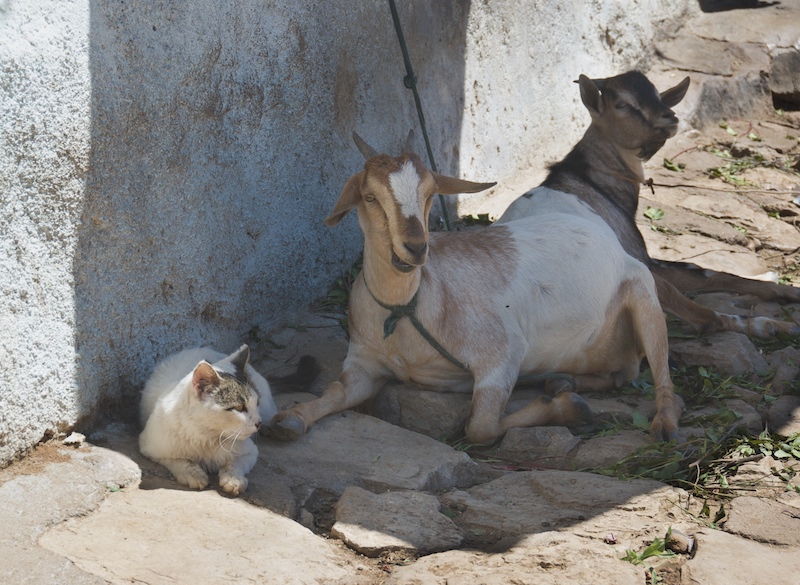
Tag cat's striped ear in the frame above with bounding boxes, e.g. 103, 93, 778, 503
192, 361, 220, 398
229, 345, 251, 373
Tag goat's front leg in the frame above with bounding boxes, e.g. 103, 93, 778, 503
465, 379, 513, 445
269, 360, 385, 441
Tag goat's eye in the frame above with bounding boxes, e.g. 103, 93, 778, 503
615, 102, 630, 110
364, 193, 376, 203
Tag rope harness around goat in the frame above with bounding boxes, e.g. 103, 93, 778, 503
361, 274, 577, 388
362, 273, 470, 372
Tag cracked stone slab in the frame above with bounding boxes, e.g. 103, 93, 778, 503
265, 393, 477, 495
365, 382, 472, 440
655, 36, 768, 77
441, 470, 681, 539
331, 486, 463, 557
571, 430, 652, 470
687, 5, 800, 47
765, 347, 800, 394
686, 399, 764, 434
495, 427, 580, 466
0, 442, 142, 584
384, 530, 648, 585
770, 49, 800, 104
669, 331, 768, 376
678, 194, 800, 252
724, 496, 800, 546
682, 527, 800, 585
767, 395, 800, 436
38, 489, 371, 585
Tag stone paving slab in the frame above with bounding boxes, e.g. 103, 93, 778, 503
331, 486, 464, 557
38, 488, 377, 585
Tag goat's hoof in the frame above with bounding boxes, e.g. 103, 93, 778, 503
544, 376, 577, 395
650, 418, 679, 443
267, 412, 307, 441
555, 392, 594, 426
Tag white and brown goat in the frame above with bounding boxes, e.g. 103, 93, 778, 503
269, 133, 681, 444
500, 70, 800, 338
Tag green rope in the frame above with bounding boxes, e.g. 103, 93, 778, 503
387, 0, 453, 231
363, 274, 469, 372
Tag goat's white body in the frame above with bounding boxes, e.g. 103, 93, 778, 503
498, 186, 605, 227
349, 198, 654, 392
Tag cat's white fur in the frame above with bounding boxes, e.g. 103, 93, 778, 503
139, 345, 277, 495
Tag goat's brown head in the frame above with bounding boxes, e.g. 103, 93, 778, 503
577, 71, 690, 161
325, 132, 495, 273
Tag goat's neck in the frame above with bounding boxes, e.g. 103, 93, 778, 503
362, 246, 422, 306
543, 125, 644, 219
584, 125, 645, 182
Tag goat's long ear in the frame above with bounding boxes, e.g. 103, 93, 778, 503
431, 172, 496, 195
577, 74, 603, 115
325, 171, 364, 226
660, 76, 690, 108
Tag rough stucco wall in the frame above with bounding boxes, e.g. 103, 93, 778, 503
0, 0, 691, 465
0, 1, 91, 461
74, 0, 470, 420
456, 0, 693, 215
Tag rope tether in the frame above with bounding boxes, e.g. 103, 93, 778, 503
387, 0, 453, 231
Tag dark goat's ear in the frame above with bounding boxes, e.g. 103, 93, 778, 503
660, 76, 690, 108
578, 74, 603, 115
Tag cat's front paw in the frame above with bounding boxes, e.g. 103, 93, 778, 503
174, 466, 209, 490
219, 473, 248, 496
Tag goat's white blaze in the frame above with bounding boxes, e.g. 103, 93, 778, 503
388, 161, 422, 219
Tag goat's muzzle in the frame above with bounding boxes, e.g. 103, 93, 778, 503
656, 111, 679, 136
392, 244, 426, 272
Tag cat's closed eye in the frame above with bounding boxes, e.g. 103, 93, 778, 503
228, 405, 246, 413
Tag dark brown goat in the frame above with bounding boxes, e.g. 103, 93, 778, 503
500, 70, 800, 338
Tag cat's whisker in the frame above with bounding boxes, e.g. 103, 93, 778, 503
217, 430, 239, 452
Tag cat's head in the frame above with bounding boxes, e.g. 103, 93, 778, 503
191, 345, 261, 439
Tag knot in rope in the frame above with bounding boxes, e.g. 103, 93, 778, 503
375, 291, 419, 338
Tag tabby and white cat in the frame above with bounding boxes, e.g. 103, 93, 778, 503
139, 344, 277, 495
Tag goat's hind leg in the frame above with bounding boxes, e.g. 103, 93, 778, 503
655, 274, 800, 338
653, 260, 800, 302
464, 367, 592, 444
499, 389, 594, 438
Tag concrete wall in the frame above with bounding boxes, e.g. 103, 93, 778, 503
0, 0, 691, 465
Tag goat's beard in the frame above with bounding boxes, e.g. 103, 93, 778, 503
638, 138, 668, 161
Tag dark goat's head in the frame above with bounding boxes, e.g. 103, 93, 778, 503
577, 71, 690, 160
